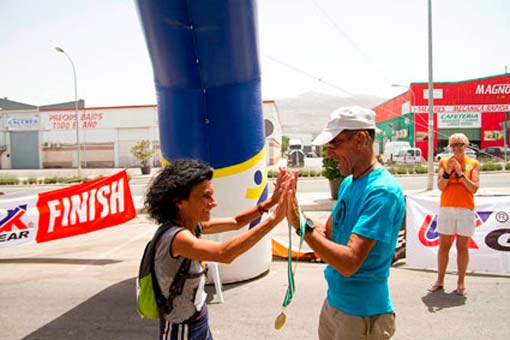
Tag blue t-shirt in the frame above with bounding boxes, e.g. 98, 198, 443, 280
324, 167, 405, 317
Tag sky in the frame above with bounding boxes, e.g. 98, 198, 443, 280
1, 0, 509, 108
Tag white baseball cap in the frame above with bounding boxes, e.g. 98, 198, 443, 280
312, 106, 377, 145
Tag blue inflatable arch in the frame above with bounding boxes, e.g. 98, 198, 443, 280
136, 0, 270, 282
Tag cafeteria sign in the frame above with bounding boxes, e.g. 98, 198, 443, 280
438, 112, 481, 128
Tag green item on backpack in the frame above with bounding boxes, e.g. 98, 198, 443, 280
137, 267, 160, 319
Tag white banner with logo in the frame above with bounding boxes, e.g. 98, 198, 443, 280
406, 194, 510, 275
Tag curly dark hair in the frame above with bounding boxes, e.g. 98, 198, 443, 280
144, 159, 214, 224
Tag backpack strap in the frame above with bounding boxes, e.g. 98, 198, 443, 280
153, 223, 204, 324
160, 224, 204, 315
148, 223, 172, 315
157, 258, 192, 335
160, 258, 191, 315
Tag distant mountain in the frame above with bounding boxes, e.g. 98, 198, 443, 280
275, 92, 387, 137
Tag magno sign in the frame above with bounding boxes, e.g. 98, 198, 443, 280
475, 83, 510, 95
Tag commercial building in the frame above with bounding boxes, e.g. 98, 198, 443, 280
0, 98, 281, 169
373, 73, 510, 159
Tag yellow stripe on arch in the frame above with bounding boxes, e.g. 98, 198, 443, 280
160, 148, 265, 174
161, 156, 170, 167
213, 147, 266, 178
245, 169, 267, 199
161, 149, 267, 199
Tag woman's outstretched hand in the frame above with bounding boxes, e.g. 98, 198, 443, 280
269, 167, 290, 206
271, 174, 290, 224
286, 172, 301, 230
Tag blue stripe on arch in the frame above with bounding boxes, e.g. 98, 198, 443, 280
156, 79, 264, 169
206, 79, 264, 168
137, 0, 264, 169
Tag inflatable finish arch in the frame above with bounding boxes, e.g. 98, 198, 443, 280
136, 0, 270, 282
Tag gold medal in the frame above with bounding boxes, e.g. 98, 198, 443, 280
274, 311, 286, 330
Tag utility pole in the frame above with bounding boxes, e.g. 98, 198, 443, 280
426, 0, 435, 190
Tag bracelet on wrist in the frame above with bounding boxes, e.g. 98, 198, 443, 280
257, 203, 268, 214
442, 172, 450, 179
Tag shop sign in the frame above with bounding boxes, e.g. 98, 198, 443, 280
397, 129, 408, 138
484, 130, 504, 141
475, 83, 510, 95
438, 112, 481, 128
46, 112, 104, 130
7, 116, 39, 130
413, 104, 510, 113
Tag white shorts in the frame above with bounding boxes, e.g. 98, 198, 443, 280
437, 207, 475, 237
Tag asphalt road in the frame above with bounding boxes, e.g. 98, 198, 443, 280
1, 214, 509, 340
1, 171, 510, 199
1, 169, 510, 339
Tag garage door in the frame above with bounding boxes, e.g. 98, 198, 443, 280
10, 131, 40, 169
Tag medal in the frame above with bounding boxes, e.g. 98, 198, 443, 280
274, 213, 305, 330
274, 311, 287, 330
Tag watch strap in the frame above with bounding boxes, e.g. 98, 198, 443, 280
296, 214, 313, 237
296, 211, 306, 237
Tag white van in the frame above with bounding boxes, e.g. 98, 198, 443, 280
394, 147, 422, 164
382, 141, 411, 164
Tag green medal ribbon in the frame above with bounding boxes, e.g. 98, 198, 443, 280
275, 211, 306, 329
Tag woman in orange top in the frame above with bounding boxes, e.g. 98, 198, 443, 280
429, 133, 480, 296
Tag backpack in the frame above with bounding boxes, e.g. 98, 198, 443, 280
136, 223, 191, 320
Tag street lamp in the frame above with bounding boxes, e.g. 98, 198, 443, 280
391, 84, 416, 106
55, 47, 81, 178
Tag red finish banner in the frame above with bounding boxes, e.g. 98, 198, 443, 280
35, 170, 136, 243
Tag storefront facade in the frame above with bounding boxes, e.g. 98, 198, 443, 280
374, 73, 510, 159
0, 101, 281, 169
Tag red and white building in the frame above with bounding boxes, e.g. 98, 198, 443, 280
0, 99, 281, 169
373, 73, 510, 159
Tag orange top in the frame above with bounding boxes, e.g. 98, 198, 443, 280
440, 156, 476, 210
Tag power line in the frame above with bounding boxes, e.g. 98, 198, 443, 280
310, 0, 394, 87
263, 54, 363, 105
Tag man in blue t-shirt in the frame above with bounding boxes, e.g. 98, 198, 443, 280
286, 106, 405, 339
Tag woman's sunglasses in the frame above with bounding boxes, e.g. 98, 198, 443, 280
449, 143, 465, 148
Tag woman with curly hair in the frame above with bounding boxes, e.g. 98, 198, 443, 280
144, 159, 289, 340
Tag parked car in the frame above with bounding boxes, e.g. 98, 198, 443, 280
435, 147, 477, 162
394, 147, 422, 164
382, 141, 411, 164
466, 148, 478, 159
287, 149, 305, 167
479, 147, 510, 160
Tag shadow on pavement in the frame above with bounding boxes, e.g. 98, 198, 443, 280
421, 290, 467, 313
22, 278, 156, 340
22, 274, 267, 340
0, 258, 121, 266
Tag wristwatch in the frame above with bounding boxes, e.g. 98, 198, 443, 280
296, 217, 315, 236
